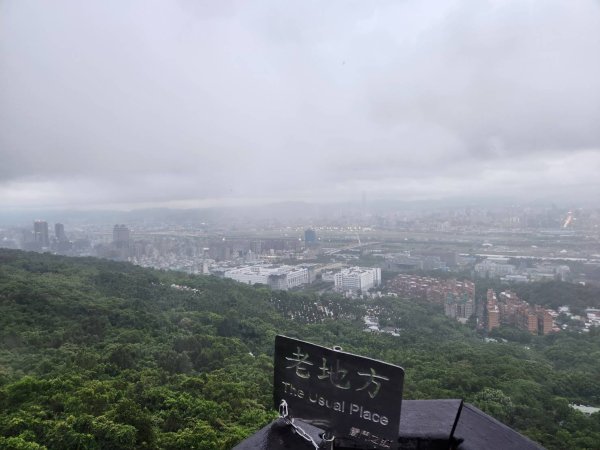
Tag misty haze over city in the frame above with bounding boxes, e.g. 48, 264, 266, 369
3, 3, 600, 450
1, 0, 600, 212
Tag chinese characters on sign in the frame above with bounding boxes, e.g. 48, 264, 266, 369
286, 346, 389, 398
274, 335, 404, 449
285, 347, 313, 379
349, 426, 394, 449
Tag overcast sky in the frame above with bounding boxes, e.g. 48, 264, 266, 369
1, 0, 599, 210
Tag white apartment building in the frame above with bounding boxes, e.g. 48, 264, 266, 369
474, 259, 515, 278
224, 265, 309, 290
334, 267, 381, 293
224, 266, 269, 285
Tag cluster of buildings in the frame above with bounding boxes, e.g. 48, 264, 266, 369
382, 252, 456, 272
557, 306, 600, 332
130, 229, 322, 273
54, 225, 324, 272
584, 309, 600, 328
20, 220, 73, 253
474, 257, 571, 282
387, 274, 475, 323
95, 224, 136, 261
474, 258, 516, 279
101, 224, 211, 271
219, 263, 382, 294
207, 237, 302, 261
485, 289, 555, 335
208, 229, 319, 262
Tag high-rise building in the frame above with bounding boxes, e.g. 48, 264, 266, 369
516, 306, 538, 333
387, 275, 474, 306
536, 307, 554, 335
113, 224, 130, 249
486, 289, 500, 332
444, 293, 474, 322
487, 306, 500, 331
55, 223, 67, 242
304, 229, 317, 247
33, 220, 49, 247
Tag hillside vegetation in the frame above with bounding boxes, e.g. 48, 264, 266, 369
1, 249, 599, 449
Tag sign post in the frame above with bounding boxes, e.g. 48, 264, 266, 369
274, 335, 404, 449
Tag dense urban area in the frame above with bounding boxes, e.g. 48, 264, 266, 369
3, 205, 600, 335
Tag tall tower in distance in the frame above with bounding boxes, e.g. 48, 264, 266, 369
112, 224, 131, 249
33, 220, 49, 247
304, 229, 317, 248
55, 223, 67, 242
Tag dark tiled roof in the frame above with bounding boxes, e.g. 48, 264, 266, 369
234, 400, 545, 450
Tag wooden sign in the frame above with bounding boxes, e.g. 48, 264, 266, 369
274, 335, 404, 449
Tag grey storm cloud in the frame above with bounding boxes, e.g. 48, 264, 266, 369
1, 0, 599, 209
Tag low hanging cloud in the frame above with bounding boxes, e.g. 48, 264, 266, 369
1, 0, 599, 209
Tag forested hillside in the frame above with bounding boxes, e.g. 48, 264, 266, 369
1, 249, 599, 449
